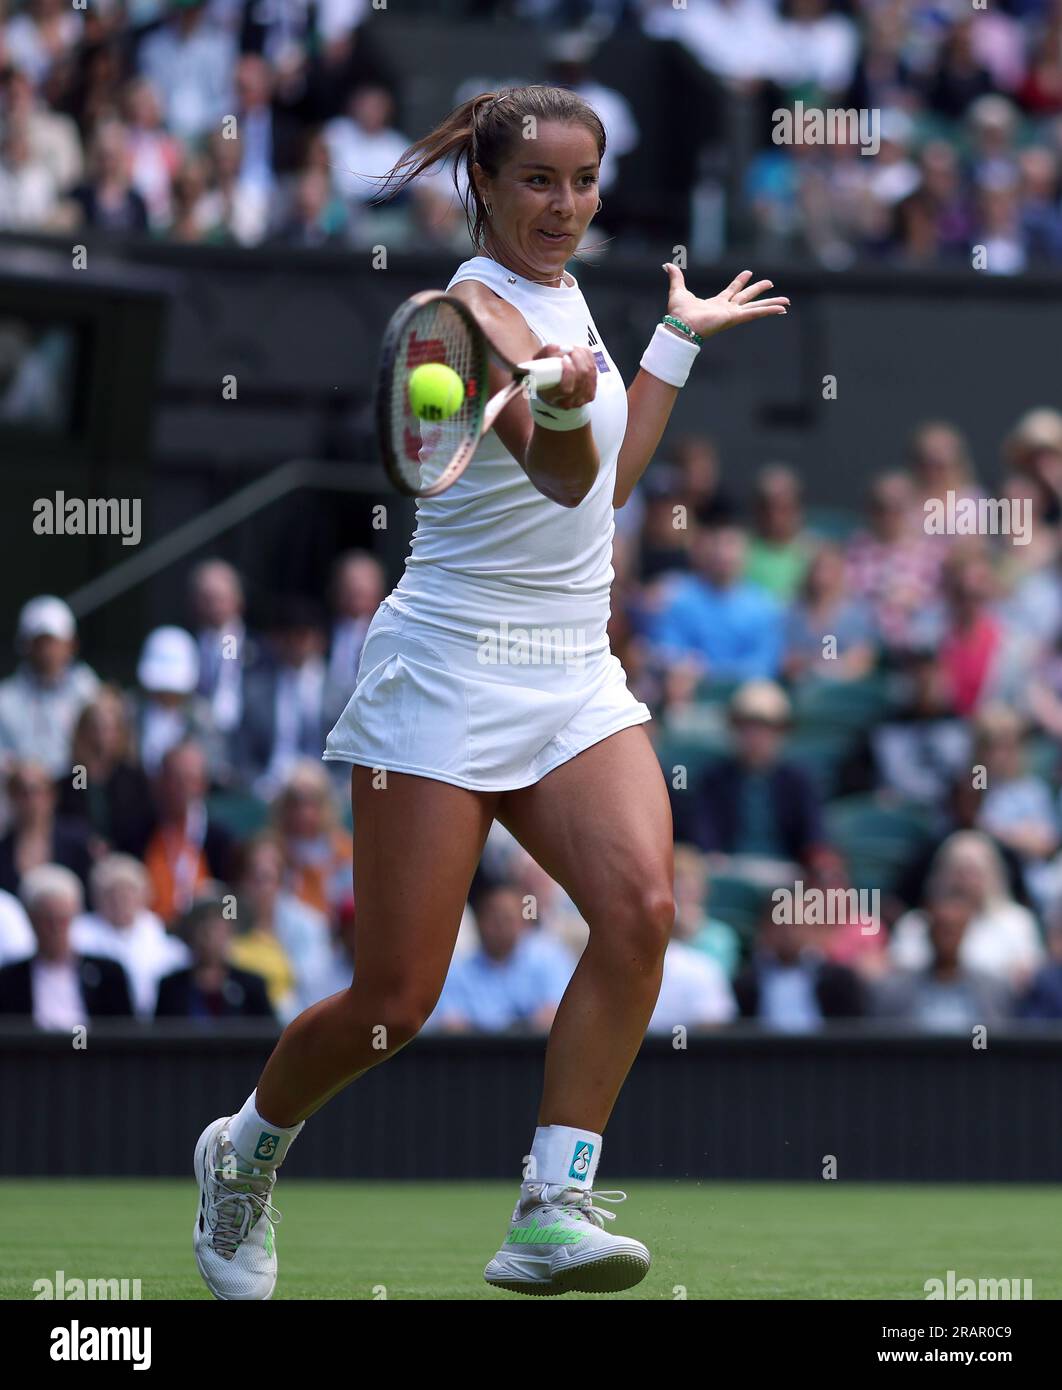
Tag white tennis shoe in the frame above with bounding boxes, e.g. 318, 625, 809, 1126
193, 1116, 281, 1301
484, 1184, 651, 1295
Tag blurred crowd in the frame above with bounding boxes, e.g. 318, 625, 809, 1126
2, 403, 1062, 1036
2, 0, 1062, 268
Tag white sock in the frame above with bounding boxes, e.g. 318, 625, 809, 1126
526, 1123, 602, 1190
227, 1089, 304, 1171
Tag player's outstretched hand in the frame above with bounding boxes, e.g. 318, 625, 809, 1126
662, 265, 789, 340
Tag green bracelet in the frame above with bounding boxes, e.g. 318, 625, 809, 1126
662, 314, 704, 347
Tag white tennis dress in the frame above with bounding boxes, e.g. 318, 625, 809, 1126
323, 254, 651, 791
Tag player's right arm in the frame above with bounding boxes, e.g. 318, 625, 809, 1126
447, 280, 599, 508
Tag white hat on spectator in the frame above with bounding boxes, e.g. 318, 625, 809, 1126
137, 625, 199, 695
17, 595, 76, 644
730, 680, 792, 726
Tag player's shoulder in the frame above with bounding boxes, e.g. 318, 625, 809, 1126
447, 276, 520, 324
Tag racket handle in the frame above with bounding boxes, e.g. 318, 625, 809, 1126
517, 356, 566, 390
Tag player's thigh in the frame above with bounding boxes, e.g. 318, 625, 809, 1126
496, 725, 675, 941
351, 764, 499, 995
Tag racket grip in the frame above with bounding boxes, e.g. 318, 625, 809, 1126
517, 356, 566, 391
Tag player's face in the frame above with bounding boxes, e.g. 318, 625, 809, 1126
481, 121, 600, 283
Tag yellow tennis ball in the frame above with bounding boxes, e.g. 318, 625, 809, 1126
408, 363, 465, 422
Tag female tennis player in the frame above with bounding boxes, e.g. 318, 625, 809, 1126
193, 85, 788, 1299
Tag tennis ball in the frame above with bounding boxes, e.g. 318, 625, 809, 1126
408, 363, 465, 422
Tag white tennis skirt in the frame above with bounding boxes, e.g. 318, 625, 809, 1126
323, 591, 651, 792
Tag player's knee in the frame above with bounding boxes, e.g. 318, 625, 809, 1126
616, 886, 675, 967
341, 981, 437, 1052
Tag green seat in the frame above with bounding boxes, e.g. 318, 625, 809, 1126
786, 728, 856, 799
706, 873, 771, 939
206, 791, 269, 838
1027, 736, 1059, 783
805, 505, 860, 542
825, 795, 935, 890
792, 676, 895, 734
653, 730, 724, 790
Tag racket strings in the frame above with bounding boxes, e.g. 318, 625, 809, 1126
390, 301, 481, 493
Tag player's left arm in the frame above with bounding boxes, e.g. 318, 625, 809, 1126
613, 267, 789, 508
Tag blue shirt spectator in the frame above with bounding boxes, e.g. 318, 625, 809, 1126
428, 883, 575, 1033
647, 522, 783, 680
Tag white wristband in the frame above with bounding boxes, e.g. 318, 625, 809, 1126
640, 321, 700, 388
529, 394, 592, 432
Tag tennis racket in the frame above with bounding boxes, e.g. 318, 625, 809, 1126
376, 289, 566, 497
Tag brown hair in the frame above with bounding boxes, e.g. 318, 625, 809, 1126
371, 85, 607, 256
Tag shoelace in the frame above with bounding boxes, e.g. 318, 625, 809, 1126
210, 1173, 282, 1259
544, 1185, 629, 1230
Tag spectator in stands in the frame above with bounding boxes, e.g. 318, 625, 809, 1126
635, 465, 693, 581
189, 560, 255, 739
895, 771, 1027, 912
270, 164, 349, 247
972, 704, 1061, 909
0, 63, 82, 194
922, 15, 995, 120
544, 30, 640, 196
141, 740, 234, 925
889, 831, 1045, 989
1017, 904, 1062, 1019
908, 420, 983, 535
0, 760, 93, 896
640, 0, 784, 88
136, 0, 235, 144
0, 863, 132, 1027
672, 435, 734, 524
123, 76, 183, 230
973, 168, 1027, 275
428, 880, 574, 1034
54, 687, 152, 859
133, 625, 216, 777
773, 0, 860, 99
270, 760, 352, 920
155, 896, 274, 1021
874, 888, 1012, 1028
995, 471, 1060, 605
846, 472, 944, 653
166, 151, 226, 244
745, 465, 813, 600
803, 845, 890, 980
1018, 4, 1062, 115
733, 895, 865, 1028
1004, 407, 1062, 525
318, 893, 357, 998
853, 644, 971, 806
326, 551, 385, 712
325, 82, 410, 212
1018, 146, 1062, 262
965, 94, 1022, 194
4, 0, 84, 89
71, 853, 189, 1018
0, 885, 34, 967
679, 681, 826, 876
0, 110, 63, 229
66, 119, 149, 234
673, 843, 742, 978
647, 928, 736, 1032
915, 140, 974, 262
1028, 623, 1062, 742
647, 519, 784, 681
0, 596, 98, 779
227, 833, 332, 1023
236, 597, 331, 799
782, 542, 875, 684
910, 549, 1006, 716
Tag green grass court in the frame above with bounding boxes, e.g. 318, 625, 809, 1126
2, 1181, 1056, 1300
